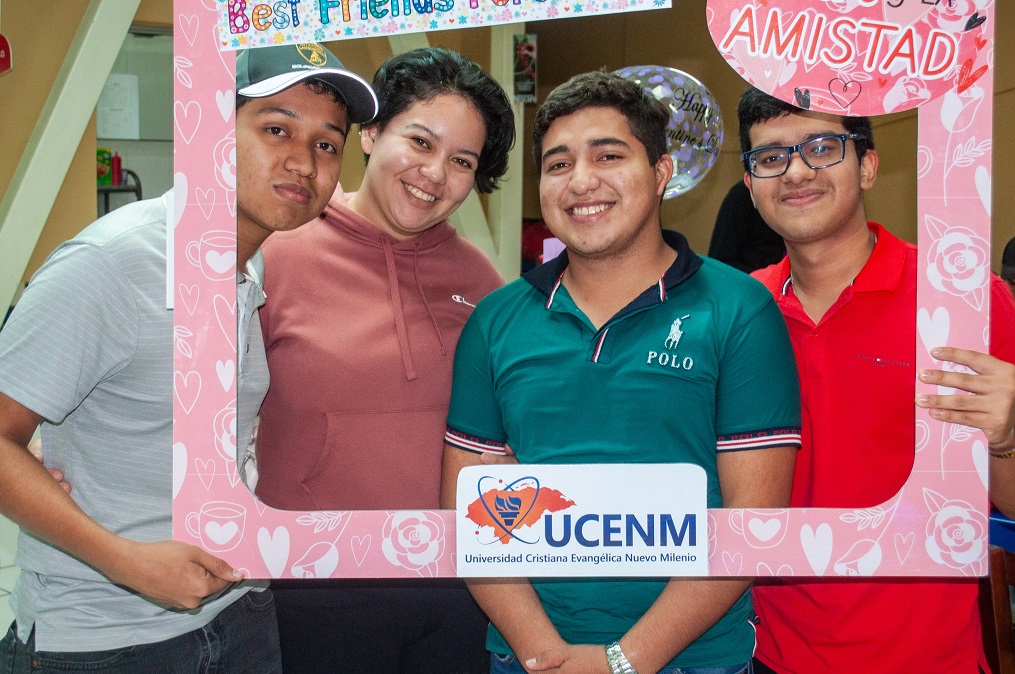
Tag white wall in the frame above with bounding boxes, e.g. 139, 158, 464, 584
98, 32, 173, 216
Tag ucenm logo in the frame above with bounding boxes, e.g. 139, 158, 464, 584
466, 475, 697, 549
466, 476, 575, 545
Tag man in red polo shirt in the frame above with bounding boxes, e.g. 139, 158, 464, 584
737, 86, 1015, 673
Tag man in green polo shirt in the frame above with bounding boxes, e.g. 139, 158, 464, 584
440, 71, 802, 674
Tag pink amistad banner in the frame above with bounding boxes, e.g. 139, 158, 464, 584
173, 0, 995, 578
709, 0, 987, 116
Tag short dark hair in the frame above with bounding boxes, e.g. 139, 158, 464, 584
236, 79, 351, 132
532, 70, 670, 173
366, 48, 514, 194
737, 86, 874, 171
1002, 236, 1015, 282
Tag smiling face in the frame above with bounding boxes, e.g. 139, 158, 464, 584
744, 109, 878, 248
235, 83, 348, 250
538, 106, 672, 262
351, 93, 487, 241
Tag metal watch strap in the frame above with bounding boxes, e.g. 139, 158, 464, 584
605, 640, 637, 674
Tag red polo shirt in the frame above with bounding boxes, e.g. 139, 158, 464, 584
751, 223, 1015, 674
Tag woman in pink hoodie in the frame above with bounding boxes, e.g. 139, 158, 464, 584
256, 48, 514, 673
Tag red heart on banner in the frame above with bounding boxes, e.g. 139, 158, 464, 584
957, 59, 987, 94
0, 34, 12, 75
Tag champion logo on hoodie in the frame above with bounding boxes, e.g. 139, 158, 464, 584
452, 294, 476, 308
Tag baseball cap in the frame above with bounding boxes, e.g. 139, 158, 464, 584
236, 43, 378, 124
1002, 237, 1015, 281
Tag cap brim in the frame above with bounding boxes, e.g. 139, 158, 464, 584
238, 69, 378, 124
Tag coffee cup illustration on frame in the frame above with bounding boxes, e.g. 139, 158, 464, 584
186, 230, 236, 282
186, 501, 247, 553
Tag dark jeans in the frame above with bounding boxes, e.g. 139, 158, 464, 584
0, 589, 280, 673
272, 578, 489, 674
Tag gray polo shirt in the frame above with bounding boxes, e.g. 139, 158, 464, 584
0, 194, 265, 651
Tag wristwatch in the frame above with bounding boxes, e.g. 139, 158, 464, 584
605, 640, 637, 674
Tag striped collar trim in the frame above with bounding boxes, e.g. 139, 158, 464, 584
524, 229, 703, 303
546, 271, 565, 309
591, 327, 610, 363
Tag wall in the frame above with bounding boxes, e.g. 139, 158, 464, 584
99, 31, 175, 216
0, 2, 95, 284
0, 0, 171, 286
133, 0, 173, 26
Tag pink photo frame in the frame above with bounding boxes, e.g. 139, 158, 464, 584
173, 0, 995, 578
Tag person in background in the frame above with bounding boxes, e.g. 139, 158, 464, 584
441, 70, 801, 674
0, 43, 375, 672
738, 85, 1015, 674
254, 47, 513, 673
1002, 235, 1015, 298
707, 180, 785, 273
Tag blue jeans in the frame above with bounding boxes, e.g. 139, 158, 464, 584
0, 589, 281, 673
491, 652, 752, 674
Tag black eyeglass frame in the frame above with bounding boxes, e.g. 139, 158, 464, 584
742, 133, 865, 178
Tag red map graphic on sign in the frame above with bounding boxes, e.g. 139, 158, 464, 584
467, 486, 575, 544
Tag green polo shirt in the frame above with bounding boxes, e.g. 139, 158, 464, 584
446, 230, 801, 668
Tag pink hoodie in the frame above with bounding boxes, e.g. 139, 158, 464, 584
255, 190, 503, 511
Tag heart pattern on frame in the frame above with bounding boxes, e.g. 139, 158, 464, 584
171, 0, 994, 581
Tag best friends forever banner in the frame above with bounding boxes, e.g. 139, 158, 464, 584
217, 0, 669, 48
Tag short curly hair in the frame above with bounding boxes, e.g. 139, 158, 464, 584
366, 48, 515, 194
532, 69, 670, 173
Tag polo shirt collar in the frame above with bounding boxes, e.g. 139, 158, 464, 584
523, 229, 703, 301
852, 222, 907, 292
777, 222, 906, 296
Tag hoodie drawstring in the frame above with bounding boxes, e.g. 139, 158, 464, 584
414, 243, 448, 357
382, 238, 417, 381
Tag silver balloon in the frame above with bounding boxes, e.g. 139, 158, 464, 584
614, 66, 723, 199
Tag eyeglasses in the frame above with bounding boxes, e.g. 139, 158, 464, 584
742, 134, 864, 178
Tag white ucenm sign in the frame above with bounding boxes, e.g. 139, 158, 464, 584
456, 464, 709, 577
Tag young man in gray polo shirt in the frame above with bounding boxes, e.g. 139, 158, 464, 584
0, 43, 376, 672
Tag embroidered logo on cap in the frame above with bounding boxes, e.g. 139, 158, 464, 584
296, 43, 328, 67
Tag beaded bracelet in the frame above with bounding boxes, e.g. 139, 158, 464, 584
989, 446, 1015, 459
988, 429, 1015, 459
